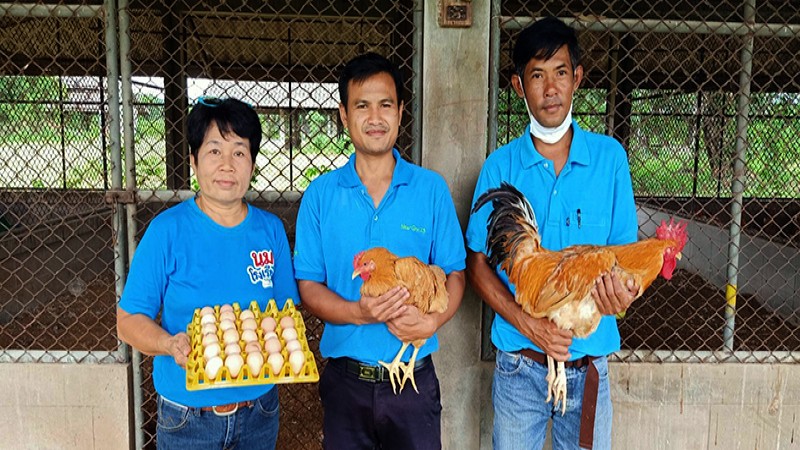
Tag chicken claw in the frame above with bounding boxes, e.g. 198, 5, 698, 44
379, 342, 409, 394
397, 346, 421, 394
545, 355, 556, 404
552, 361, 567, 415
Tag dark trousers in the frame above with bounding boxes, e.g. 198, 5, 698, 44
319, 357, 442, 450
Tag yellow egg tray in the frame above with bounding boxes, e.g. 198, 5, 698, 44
185, 299, 319, 390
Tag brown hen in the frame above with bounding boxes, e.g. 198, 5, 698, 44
352, 247, 448, 393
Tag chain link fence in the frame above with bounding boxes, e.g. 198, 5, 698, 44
493, 1, 800, 364
3, 0, 800, 448
0, 4, 118, 363
1, 1, 420, 448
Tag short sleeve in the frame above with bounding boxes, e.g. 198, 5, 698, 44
270, 218, 301, 307
465, 161, 501, 254
118, 220, 168, 319
293, 182, 326, 282
430, 177, 466, 274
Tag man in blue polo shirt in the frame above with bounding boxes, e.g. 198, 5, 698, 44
294, 52, 466, 449
466, 17, 639, 450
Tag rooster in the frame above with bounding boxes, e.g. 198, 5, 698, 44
472, 182, 687, 413
352, 247, 448, 394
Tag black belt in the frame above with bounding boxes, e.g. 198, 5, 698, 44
518, 348, 596, 369
330, 355, 432, 383
515, 349, 599, 449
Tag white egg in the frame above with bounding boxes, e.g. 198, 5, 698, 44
285, 339, 302, 353
219, 319, 236, 332
202, 333, 219, 347
247, 352, 264, 376
263, 331, 278, 341
222, 329, 239, 345
241, 318, 257, 331
260, 316, 277, 333
202, 323, 217, 335
203, 342, 220, 360
281, 327, 298, 341
220, 304, 234, 313
200, 306, 215, 316
289, 350, 305, 375
267, 353, 284, 376
224, 343, 241, 356
200, 314, 216, 326
264, 337, 281, 354
219, 311, 236, 323
205, 356, 223, 380
241, 329, 258, 343
279, 316, 295, 329
244, 341, 261, 353
239, 309, 255, 321
225, 353, 244, 378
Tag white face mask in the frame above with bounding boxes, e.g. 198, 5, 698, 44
519, 82, 573, 145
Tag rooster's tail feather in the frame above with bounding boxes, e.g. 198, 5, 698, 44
471, 182, 542, 273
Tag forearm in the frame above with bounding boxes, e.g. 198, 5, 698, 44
466, 250, 529, 332
116, 308, 174, 356
297, 280, 366, 325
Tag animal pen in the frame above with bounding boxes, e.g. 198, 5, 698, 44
0, 0, 799, 448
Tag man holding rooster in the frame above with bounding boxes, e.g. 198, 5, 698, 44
294, 53, 466, 449
466, 17, 640, 450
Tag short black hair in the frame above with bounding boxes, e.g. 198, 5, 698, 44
187, 98, 261, 162
338, 52, 404, 109
512, 17, 581, 77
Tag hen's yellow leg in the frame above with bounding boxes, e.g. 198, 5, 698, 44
545, 355, 556, 403
398, 345, 421, 394
379, 342, 409, 394
553, 361, 567, 415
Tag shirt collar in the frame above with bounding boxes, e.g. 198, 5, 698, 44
519, 120, 591, 169
339, 148, 412, 188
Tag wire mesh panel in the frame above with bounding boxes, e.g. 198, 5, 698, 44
0, 4, 119, 363
494, 1, 800, 363
121, 1, 420, 448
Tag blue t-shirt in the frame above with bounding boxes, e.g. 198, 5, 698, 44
119, 198, 300, 407
294, 149, 466, 365
466, 122, 637, 359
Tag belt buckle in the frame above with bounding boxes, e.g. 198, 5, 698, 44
211, 403, 239, 417
358, 365, 377, 382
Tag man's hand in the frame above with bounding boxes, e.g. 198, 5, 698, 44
160, 332, 191, 368
358, 286, 409, 323
386, 306, 437, 342
592, 272, 638, 316
517, 314, 572, 362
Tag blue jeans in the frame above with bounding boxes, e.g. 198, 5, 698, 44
492, 350, 612, 450
156, 388, 279, 450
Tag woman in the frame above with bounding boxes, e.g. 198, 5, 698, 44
117, 97, 298, 449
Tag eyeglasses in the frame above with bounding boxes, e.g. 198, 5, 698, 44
196, 96, 254, 109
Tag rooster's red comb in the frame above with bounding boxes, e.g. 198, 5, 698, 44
656, 218, 688, 250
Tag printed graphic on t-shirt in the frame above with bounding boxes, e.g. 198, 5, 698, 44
248, 249, 275, 288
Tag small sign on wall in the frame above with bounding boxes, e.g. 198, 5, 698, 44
438, 0, 472, 28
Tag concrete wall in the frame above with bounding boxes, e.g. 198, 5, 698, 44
0, 363, 131, 450
422, 1, 490, 450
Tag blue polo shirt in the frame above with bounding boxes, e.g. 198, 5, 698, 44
294, 149, 466, 365
119, 199, 299, 407
466, 121, 637, 359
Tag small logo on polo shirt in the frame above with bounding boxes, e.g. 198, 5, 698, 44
400, 223, 426, 234
248, 249, 275, 288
